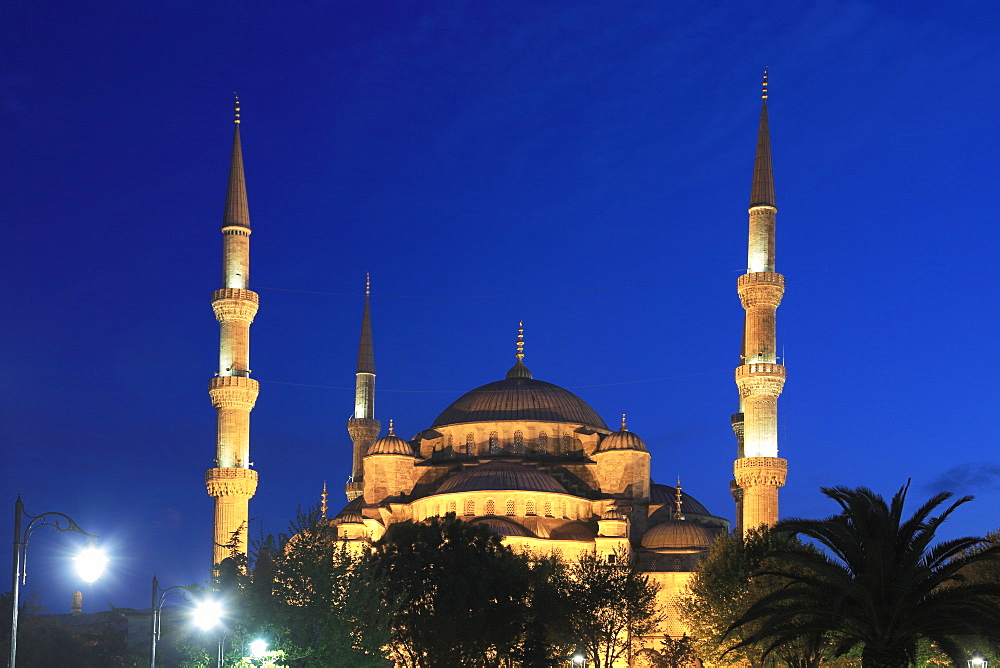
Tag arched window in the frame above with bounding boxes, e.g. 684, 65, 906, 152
544, 501, 552, 517
466, 433, 475, 455
448, 500, 457, 515
489, 431, 500, 455
465, 499, 475, 516
538, 432, 548, 453
560, 501, 567, 518
562, 434, 572, 451
505, 500, 515, 516
447, 433, 454, 455
513, 430, 524, 454
486, 500, 495, 515
525, 500, 535, 516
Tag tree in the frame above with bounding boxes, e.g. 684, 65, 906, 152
354, 514, 539, 667
727, 482, 1000, 667
680, 527, 824, 667
568, 550, 662, 668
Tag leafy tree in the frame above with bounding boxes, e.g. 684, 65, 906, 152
680, 527, 824, 667
355, 513, 537, 667
727, 482, 1000, 667
568, 549, 662, 668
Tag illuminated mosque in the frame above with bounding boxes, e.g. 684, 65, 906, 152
203, 74, 788, 643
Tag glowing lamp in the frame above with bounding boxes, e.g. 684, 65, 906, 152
249, 639, 268, 657
193, 599, 223, 630
73, 544, 109, 583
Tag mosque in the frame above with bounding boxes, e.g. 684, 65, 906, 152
203, 75, 788, 644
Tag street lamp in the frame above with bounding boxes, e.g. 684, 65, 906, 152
249, 638, 267, 659
969, 652, 989, 668
9, 495, 107, 668
571, 647, 587, 667
193, 599, 226, 668
149, 575, 198, 668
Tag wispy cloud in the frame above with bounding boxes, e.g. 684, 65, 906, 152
924, 463, 1000, 494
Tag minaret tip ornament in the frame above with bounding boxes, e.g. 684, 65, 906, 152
234, 93, 240, 124
388, 419, 395, 436
320, 481, 328, 519
675, 478, 685, 521
621, 413, 627, 431
516, 321, 525, 361
761, 68, 768, 100
365, 272, 370, 297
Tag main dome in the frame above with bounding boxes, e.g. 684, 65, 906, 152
431, 376, 609, 429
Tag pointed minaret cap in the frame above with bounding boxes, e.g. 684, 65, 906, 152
357, 273, 375, 374
506, 321, 532, 379
320, 481, 328, 520
749, 69, 776, 209
223, 93, 251, 229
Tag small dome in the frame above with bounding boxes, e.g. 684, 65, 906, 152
550, 521, 595, 542
596, 428, 647, 453
334, 511, 364, 525
367, 434, 413, 456
437, 462, 567, 494
641, 521, 713, 550
601, 508, 627, 521
471, 517, 534, 538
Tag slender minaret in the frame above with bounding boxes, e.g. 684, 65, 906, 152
205, 95, 259, 565
733, 71, 787, 535
346, 274, 380, 501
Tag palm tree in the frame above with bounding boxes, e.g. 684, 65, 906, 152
726, 482, 1000, 667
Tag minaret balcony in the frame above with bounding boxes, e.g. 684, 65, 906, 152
212, 288, 259, 304
738, 272, 784, 288
209, 375, 259, 409
738, 272, 785, 309
205, 466, 258, 498
735, 363, 786, 398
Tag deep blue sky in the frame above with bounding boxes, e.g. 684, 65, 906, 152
2, 1, 998, 613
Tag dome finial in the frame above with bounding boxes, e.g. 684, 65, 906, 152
234, 92, 240, 124
506, 321, 532, 379
320, 481, 328, 519
761, 67, 768, 100
675, 477, 686, 521
621, 413, 627, 431
365, 272, 370, 297
516, 321, 525, 361
388, 418, 394, 436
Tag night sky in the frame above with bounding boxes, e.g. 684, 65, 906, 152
2, 1, 998, 614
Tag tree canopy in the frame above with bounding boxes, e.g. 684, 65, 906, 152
726, 483, 1000, 667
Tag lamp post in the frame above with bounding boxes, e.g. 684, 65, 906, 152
969, 652, 989, 668
571, 648, 587, 667
150, 575, 198, 668
9, 495, 107, 668
194, 599, 225, 668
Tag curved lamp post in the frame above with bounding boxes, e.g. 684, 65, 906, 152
150, 575, 198, 668
9, 495, 108, 668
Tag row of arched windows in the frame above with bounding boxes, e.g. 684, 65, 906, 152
455, 430, 575, 456
442, 498, 570, 518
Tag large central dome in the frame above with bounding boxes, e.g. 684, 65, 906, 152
431, 372, 608, 429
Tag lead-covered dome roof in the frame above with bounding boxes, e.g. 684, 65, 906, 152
437, 462, 568, 494
431, 374, 608, 430
641, 521, 713, 550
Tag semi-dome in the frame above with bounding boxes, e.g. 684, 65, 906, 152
650, 483, 710, 515
437, 462, 567, 494
431, 376, 608, 429
470, 517, 534, 538
641, 521, 713, 550
550, 521, 596, 542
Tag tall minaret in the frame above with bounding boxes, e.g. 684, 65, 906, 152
346, 275, 380, 501
205, 95, 259, 565
732, 71, 787, 534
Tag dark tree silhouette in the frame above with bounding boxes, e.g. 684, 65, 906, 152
727, 482, 1000, 667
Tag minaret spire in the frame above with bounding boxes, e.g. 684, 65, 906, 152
674, 478, 685, 521
206, 97, 260, 566
733, 71, 787, 535
506, 321, 532, 379
347, 274, 380, 501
